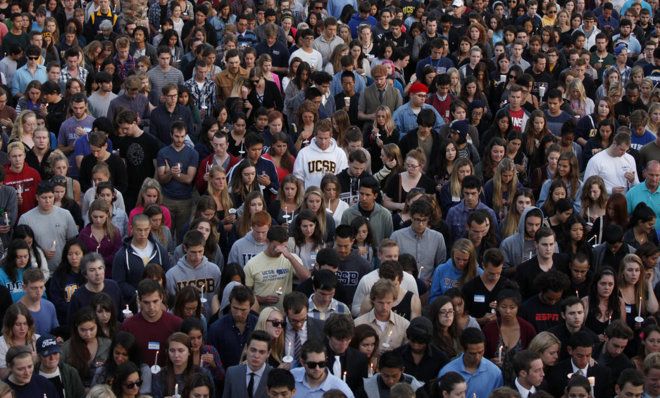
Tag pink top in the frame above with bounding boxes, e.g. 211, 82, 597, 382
128, 205, 172, 234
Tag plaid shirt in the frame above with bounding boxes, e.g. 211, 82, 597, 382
184, 76, 216, 112
148, 2, 171, 31
307, 294, 350, 321
113, 55, 136, 82
60, 66, 88, 86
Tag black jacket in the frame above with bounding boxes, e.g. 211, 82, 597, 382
327, 344, 369, 395
546, 358, 613, 398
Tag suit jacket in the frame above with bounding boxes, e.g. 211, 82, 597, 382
306, 317, 326, 341
222, 363, 272, 398
546, 359, 613, 398
358, 83, 402, 116
327, 344, 369, 395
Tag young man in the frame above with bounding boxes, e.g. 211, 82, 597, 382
228, 211, 271, 267
591, 224, 636, 272
165, 230, 221, 314
597, 320, 635, 380
67, 252, 122, 322
335, 71, 359, 125
87, 71, 117, 118
336, 150, 370, 201
115, 110, 163, 209
267, 369, 296, 398
156, 121, 198, 239
568, 252, 592, 298
19, 269, 58, 336
184, 59, 216, 116
106, 75, 150, 124
291, 339, 354, 397
391, 199, 447, 284
446, 176, 498, 239
4, 142, 42, 217
416, 39, 454, 78
358, 64, 402, 122
355, 279, 410, 351
292, 119, 348, 189
615, 369, 645, 398
194, 131, 240, 193
439, 328, 504, 398
462, 248, 507, 325
515, 227, 569, 300
4, 346, 59, 396
512, 350, 545, 398
519, 270, 570, 332
244, 226, 310, 309
112, 37, 135, 85
392, 316, 449, 384
35, 334, 85, 398
544, 89, 573, 136
629, 110, 655, 151
547, 297, 599, 360
18, 181, 77, 270
282, 291, 325, 366
308, 270, 350, 320
79, 130, 127, 193
57, 93, 95, 178
113, 214, 171, 305
324, 314, 369, 392
340, 176, 393, 242
547, 331, 614, 398
363, 350, 424, 396
289, 28, 323, 71
495, 84, 530, 132
584, 132, 638, 194
214, 49, 248, 102
222, 330, 273, 398
392, 82, 443, 138
60, 47, 89, 88
11, 45, 45, 99
25, 127, 51, 179
121, 279, 183, 366
40, 80, 67, 137
147, 46, 185, 105
150, 83, 194, 145
312, 17, 344, 67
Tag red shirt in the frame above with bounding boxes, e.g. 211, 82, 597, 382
4, 164, 41, 216
509, 108, 526, 132
121, 311, 183, 367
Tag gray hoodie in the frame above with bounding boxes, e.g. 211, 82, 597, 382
500, 206, 544, 269
363, 373, 424, 398
165, 255, 221, 315
227, 232, 268, 267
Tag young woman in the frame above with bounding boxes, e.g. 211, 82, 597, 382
632, 324, 660, 370
268, 174, 303, 225
91, 292, 119, 339
144, 204, 175, 254
624, 203, 659, 248
93, 182, 128, 237
483, 289, 536, 367
151, 332, 213, 398
49, 152, 82, 205
588, 193, 629, 246
618, 254, 659, 329
365, 106, 400, 172
325, 44, 349, 75
128, 178, 172, 230
538, 152, 582, 211
583, 267, 626, 339
110, 361, 143, 398
47, 239, 86, 326
253, 307, 285, 367
432, 141, 458, 194
283, 60, 311, 113
12, 225, 48, 280
564, 375, 593, 398
92, 331, 151, 393
438, 158, 474, 215
429, 296, 461, 358
383, 149, 435, 212
528, 331, 561, 371
445, 288, 480, 332
16, 82, 43, 114
181, 317, 223, 387
349, 39, 371, 77
477, 137, 506, 183
0, 304, 38, 378
373, 143, 403, 194
235, 191, 267, 238
293, 101, 318, 152
501, 189, 535, 237
61, 309, 111, 388
10, 111, 37, 150
287, 209, 324, 270
282, 57, 302, 93
296, 187, 335, 243
350, 324, 379, 373
522, 110, 552, 169
568, 80, 594, 118
79, 199, 122, 272
483, 158, 520, 222
480, 113, 512, 156
430, 239, 479, 299
435, 372, 467, 398
204, 166, 234, 236
0, 240, 32, 302
229, 159, 261, 209
582, 119, 615, 170
173, 218, 224, 268
262, 132, 295, 183
540, 180, 568, 217
320, 174, 349, 226
247, 67, 283, 112
352, 217, 377, 266
51, 175, 84, 228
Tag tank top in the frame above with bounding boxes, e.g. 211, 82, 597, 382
393, 291, 414, 320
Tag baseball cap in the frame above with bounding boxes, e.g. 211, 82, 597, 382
614, 42, 628, 56
407, 316, 433, 343
450, 119, 470, 139
37, 334, 61, 357
409, 82, 429, 95
452, 0, 464, 7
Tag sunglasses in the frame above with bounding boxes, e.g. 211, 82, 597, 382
28, 56, 39, 60
305, 361, 327, 369
267, 319, 285, 328
125, 380, 143, 389
251, 80, 260, 84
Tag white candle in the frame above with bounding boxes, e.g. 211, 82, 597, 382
639, 295, 643, 318
3, 212, 8, 225
342, 371, 347, 382
154, 350, 159, 364
498, 345, 503, 362
175, 383, 179, 396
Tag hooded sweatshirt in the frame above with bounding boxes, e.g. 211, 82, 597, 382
165, 255, 221, 315
500, 206, 544, 269
227, 232, 268, 267
292, 137, 348, 189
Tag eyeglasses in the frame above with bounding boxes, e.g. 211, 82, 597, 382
267, 319, 285, 328
305, 360, 327, 369
125, 380, 143, 389
412, 217, 429, 224
439, 310, 455, 316
405, 163, 420, 169
28, 56, 39, 60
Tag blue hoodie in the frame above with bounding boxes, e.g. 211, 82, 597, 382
429, 258, 483, 303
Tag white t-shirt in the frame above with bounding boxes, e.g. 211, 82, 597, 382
584, 149, 639, 194
289, 48, 324, 72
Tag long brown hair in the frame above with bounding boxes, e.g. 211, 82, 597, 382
88, 199, 118, 240
207, 166, 233, 213
162, 332, 198, 397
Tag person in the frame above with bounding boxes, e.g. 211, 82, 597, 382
323, 314, 368, 393
445, 176, 498, 239
17, 181, 78, 271
165, 229, 221, 314
357, 64, 402, 123
461, 248, 506, 325
596, 320, 635, 381
120, 279, 183, 367
591, 224, 636, 272
244, 225, 310, 309
18, 269, 57, 336
11, 45, 47, 98
4, 345, 58, 397
362, 350, 424, 397
546, 297, 599, 361
66, 253, 122, 323
0, 240, 36, 302
358, 261, 421, 321
584, 132, 639, 194
392, 82, 443, 137
208, 285, 258, 368
626, 160, 660, 233
515, 227, 569, 300
4, 142, 41, 217
354, 279, 410, 352
0, 303, 39, 379
78, 130, 127, 193
113, 214, 171, 305
35, 333, 85, 398
438, 327, 504, 398
614, 368, 645, 398
512, 350, 545, 398
47, 239, 86, 327
333, 225, 372, 307
91, 331, 152, 395
429, 239, 480, 301
519, 270, 570, 332
339, 175, 392, 242
227, 210, 271, 267
290, 339, 354, 397
643, 352, 660, 398
266, 368, 297, 398
289, 29, 323, 72
79, 199, 122, 269
292, 119, 348, 189
222, 330, 273, 398
282, 291, 325, 365
546, 331, 614, 397
392, 316, 449, 384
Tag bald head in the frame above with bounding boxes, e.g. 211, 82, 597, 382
645, 160, 660, 192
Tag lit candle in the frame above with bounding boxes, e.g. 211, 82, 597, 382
576, 289, 579, 298
608, 313, 612, 324
498, 345, 503, 363
368, 363, 374, 377
3, 212, 8, 225
154, 350, 159, 364
174, 383, 179, 396
342, 371, 347, 382
639, 295, 643, 318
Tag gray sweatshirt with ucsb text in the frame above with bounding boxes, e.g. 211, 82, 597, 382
227, 232, 268, 267
165, 256, 221, 315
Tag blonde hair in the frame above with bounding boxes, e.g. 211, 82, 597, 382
301, 187, 328, 240
375, 105, 396, 134
568, 79, 587, 102
452, 238, 478, 286
10, 110, 36, 143
618, 254, 648, 314
85, 384, 116, 398
207, 165, 233, 213
136, 178, 163, 207
492, 158, 518, 216
255, 307, 284, 362
449, 158, 473, 200
528, 331, 561, 356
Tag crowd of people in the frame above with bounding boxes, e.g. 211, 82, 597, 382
0, 0, 656, 396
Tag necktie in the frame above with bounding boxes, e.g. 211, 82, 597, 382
333, 355, 342, 377
294, 331, 302, 361
247, 372, 255, 398
378, 89, 384, 103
